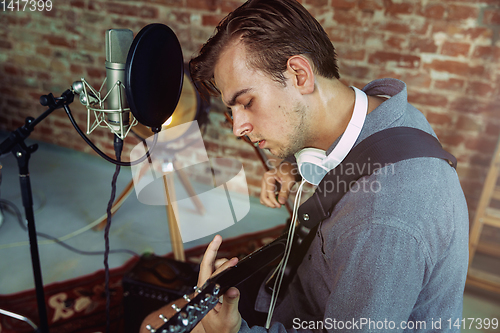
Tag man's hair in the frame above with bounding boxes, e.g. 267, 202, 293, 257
189, 0, 340, 96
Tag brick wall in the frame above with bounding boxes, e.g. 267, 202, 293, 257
0, 0, 499, 227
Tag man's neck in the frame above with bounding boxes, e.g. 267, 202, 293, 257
305, 79, 356, 150
306, 78, 387, 151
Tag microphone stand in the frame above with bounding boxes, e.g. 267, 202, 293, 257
0, 90, 75, 333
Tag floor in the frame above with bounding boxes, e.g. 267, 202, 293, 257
0, 131, 499, 332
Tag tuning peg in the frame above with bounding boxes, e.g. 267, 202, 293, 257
171, 304, 181, 312
145, 324, 156, 332
213, 284, 221, 296
159, 314, 168, 322
193, 286, 202, 294
183, 294, 191, 302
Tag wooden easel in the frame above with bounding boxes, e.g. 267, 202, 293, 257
95, 157, 204, 262
162, 159, 205, 262
467, 136, 500, 293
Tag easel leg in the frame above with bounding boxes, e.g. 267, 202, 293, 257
163, 174, 185, 262
173, 159, 205, 215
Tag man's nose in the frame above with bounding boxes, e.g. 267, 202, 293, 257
232, 111, 253, 137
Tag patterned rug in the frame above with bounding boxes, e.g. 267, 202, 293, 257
0, 225, 285, 333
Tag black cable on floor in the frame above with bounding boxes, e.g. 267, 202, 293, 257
0, 198, 138, 257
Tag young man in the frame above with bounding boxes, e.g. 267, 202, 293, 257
142, 0, 468, 332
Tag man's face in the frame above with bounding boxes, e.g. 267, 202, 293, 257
213, 41, 313, 159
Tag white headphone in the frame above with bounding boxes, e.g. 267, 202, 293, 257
294, 86, 368, 186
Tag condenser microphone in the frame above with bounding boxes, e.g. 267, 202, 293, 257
105, 29, 134, 137
67, 23, 184, 165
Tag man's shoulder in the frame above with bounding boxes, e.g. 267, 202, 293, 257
324, 156, 468, 260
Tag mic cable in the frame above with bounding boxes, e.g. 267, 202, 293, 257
104, 134, 123, 333
62, 103, 158, 167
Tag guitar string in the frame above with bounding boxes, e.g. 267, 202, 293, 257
265, 178, 307, 329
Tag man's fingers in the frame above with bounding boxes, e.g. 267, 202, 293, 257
224, 287, 240, 302
214, 258, 228, 270
198, 236, 238, 288
204, 287, 241, 330
193, 236, 242, 333
198, 235, 222, 286
213, 257, 238, 276
190, 322, 206, 333
260, 173, 281, 208
218, 287, 241, 329
259, 163, 299, 208
278, 180, 292, 204
207, 258, 237, 315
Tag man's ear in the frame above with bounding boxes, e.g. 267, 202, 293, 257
286, 55, 315, 95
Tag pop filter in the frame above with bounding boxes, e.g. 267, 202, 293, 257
125, 24, 184, 133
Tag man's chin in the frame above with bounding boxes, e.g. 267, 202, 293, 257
265, 147, 279, 158
267, 147, 290, 160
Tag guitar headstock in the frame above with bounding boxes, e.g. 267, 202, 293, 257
145, 282, 222, 333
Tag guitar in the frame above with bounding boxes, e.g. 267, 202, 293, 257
145, 232, 289, 333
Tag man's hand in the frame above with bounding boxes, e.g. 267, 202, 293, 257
198, 234, 241, 333
140, 235, 241, 333
260, 160, 299, 208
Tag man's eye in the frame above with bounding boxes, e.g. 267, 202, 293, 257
244, 99, 253, 109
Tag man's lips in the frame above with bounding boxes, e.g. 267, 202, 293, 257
252, 139, 266, 148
